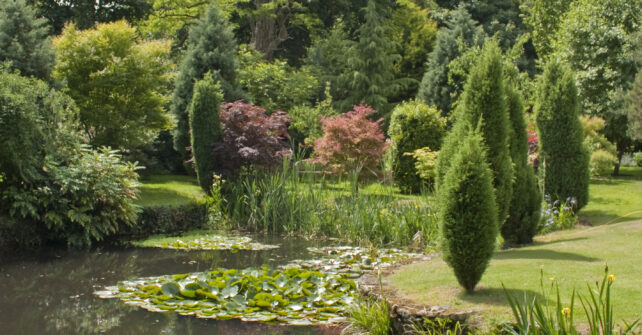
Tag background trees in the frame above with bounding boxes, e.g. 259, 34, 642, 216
0, 0, 54, 80
52, 21, 173, 149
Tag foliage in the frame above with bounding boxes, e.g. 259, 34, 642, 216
133, 233, 278, 251
343, 297, 391, 335
126, 203, 207, 237
535, 60, 590, 210
223, 165, 437, 248
388, 101, 446, 193
313, 105, 389, 176
620, 63, 642, 141
436, 40, 513, 225
411, 317, 467, 335
406, 147, 439, 182
212, 101, 291, 176
590, 150, 619, 177
3, 147, 141, 247
338, 0, 406, 116
52, 21, 173, 149
389, 0, 438, 100
417, 7, 484, 116
553, 0, 641, 161
289, 82, 338, 145
171, 4, 243, 162
503, 82, 542, 246
27, 0, 150, 34
539, 196, 578, 234
437, 128, 498, 293
634, 152, 642, 167
0, 0, 54, 80
238, 46, 320, 113
522, 0, 573, 59
189, 74, 223, 192
503, 267, 640, 335
96, 266, 356, 325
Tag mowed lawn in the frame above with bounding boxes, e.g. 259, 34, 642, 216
135, 175, 205, 207
387, 166, 642, 326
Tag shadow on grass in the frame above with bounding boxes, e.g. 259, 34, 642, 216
459, 287, 547, 307
533, 237, 589, 247
494, 249, 599, 262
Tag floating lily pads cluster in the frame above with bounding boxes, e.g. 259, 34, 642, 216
95, 267, 355, 324
285, 246, 420, 278
134, 234, 279, 251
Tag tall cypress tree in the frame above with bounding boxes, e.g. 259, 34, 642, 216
417, 7, 484, 116
503, 80, 542, 245
438, 127, 498, 293
535, 60, 590, 209
436, 40, 513, 225
338, 0, 402, 115
189, 74, 223, 192
171, 4, 243, 163
0, 0, 54, 80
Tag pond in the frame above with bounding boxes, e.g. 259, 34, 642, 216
0, 236, 347, 335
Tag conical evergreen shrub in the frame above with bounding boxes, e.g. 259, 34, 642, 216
438, 127, 498, 293
189, 74, 223, 192
171, 4, 243, 163
535, 60, 590, 209
503, 82, 542, 245
435, 40, 513, 224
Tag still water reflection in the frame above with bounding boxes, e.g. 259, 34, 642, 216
0, 236, 343, 334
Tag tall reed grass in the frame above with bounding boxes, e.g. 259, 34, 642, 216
221, 158, 437, 248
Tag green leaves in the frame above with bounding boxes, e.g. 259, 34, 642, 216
133, 234, 279, 251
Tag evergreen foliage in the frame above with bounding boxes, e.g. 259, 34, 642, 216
417, 7, 484, 116
171, 3, 243, 163
338, 0, 403, 115
535, 60, 590, 210
189, 74, 223, 192
388, 101, 446, 193
438, 128, 498, 294
436, 40, 513, 225
0, 0, 54, 80
503, 82, 542, 246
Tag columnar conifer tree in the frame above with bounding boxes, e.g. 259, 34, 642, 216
171, 4, 243, 163
436, 40, 513, 224
417, 7, 484, 116
189, 74, 223, 192
0, 0, 54, 80
535, 60, 590, 209
503, 81, 542, 245
438, 127, 498, 293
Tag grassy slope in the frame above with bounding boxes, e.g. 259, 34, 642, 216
387, 166, 642, 325
135, 175, 205, 207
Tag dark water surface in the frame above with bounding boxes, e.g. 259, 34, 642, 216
0, 236, 343, 335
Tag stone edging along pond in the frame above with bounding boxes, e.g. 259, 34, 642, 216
357, 253, 475, 333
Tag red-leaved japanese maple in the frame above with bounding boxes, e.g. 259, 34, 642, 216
313, 105, 389, 175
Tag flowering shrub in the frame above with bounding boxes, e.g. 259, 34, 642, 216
539, 195, 578, 234
312, 105, 389, 175
527, 123, 539, 171
212, 101, 291, 176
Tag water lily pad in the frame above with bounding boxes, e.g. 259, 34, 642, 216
133, 234, 279, 251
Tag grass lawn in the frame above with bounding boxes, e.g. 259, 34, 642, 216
135, 175, 205, 207
387, 166, 642, 327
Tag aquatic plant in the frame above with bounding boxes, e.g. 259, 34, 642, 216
133, 234, 279, 251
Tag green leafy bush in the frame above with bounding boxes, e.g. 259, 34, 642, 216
388, 101, 446, 193
124, 203, 208, 237
406, 147, 439, 182
189, 74, 223, 192
289, 83, 337, 146
591, 150, 618, 177
438, 129, 498, 293
535, 60, 590, 209
634, 152, 642, 167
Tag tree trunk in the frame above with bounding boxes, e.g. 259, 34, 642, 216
250, 0, 291, 60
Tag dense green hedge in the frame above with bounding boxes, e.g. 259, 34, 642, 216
388, 101, 445, 193
120, 203, 207, 237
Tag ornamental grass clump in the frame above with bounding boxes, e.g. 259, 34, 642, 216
438, 128, 498, 293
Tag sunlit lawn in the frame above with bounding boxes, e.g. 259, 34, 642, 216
135, 175, 205, 207
387, 166, 642, 327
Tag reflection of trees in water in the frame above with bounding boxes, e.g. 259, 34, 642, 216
0, 237, 341, 334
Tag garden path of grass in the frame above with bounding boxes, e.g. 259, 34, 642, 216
387, 166, 642, 327
135, 175, 205, 207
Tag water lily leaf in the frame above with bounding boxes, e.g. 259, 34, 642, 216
221, 285, 239, 299
161, 283, 180, 297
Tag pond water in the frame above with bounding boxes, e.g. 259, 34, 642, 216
0, 236, 344, 335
